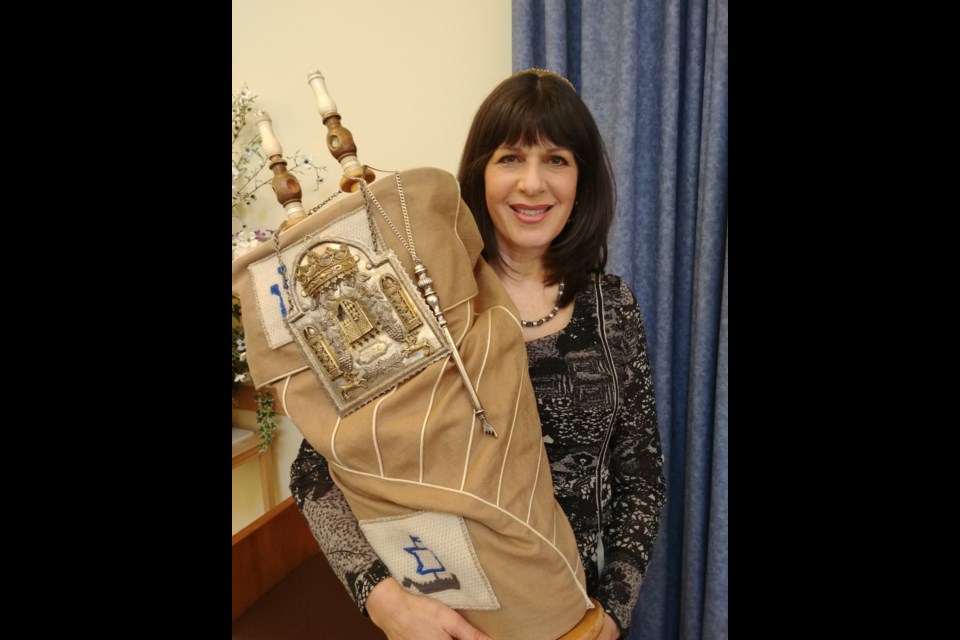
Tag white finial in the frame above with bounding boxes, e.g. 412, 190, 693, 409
254, 111, 283, 158
307, 71, 338, 117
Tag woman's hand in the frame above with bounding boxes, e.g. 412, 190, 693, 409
365, 578, 492, 640
597, 611, 621, 640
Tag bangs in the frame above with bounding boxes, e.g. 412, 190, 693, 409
490, 87, 583, 153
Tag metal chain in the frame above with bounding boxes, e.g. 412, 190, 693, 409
272, 228, 294, 313
308, 189, 344, 215
357, 171, 419, 264
394, 173, 417, 259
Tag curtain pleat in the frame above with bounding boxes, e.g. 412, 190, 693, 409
513, 1, 728, 638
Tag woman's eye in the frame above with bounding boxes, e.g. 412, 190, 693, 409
498, 155, 521, 163
547, 156, 568, 165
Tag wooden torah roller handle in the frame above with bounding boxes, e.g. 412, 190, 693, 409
307, 70, 376, 192
253, 110, 307, 230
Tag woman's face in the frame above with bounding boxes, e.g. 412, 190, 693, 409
483, 139, 579, 260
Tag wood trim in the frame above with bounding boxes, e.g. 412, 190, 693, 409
233, 383, 286, 415
232, 496, 319, 622
231, 444, 260, 469
258, 445, 277, 510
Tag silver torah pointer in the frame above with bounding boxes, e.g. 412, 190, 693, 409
413, 262, 498, 438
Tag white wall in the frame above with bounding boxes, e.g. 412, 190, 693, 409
232, 0, 513, 534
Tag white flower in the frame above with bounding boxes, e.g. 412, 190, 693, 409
236, 338, 246, 350
240, 86, 252, 100
234, 372, 247, 383
301, 154, 314, 166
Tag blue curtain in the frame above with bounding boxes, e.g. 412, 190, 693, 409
513, 1, 728, 639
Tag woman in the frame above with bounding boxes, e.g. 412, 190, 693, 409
290, 69, 666, 640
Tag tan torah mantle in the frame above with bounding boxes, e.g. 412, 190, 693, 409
232, 167, 591, 639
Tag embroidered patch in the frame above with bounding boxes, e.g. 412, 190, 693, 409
249, 249, 298, 350
284, 238, 450, 416
359, 512, 500, 611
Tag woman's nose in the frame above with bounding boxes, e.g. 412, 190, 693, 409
518, 162, 544, 195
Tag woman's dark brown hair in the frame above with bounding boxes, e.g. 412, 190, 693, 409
457, 69, 616, 307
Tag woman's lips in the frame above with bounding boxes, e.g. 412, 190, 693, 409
509, 204, 552, 222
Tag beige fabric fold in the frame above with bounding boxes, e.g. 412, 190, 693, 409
232, 167, 590, 640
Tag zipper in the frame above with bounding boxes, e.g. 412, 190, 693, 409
593, 274, 621, 551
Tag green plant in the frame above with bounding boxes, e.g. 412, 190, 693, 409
232, 293, 278, 451
254, 390, 278, 452
231, 293, 248, 395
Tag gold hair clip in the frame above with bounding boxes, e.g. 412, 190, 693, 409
514, 68, 577, 93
